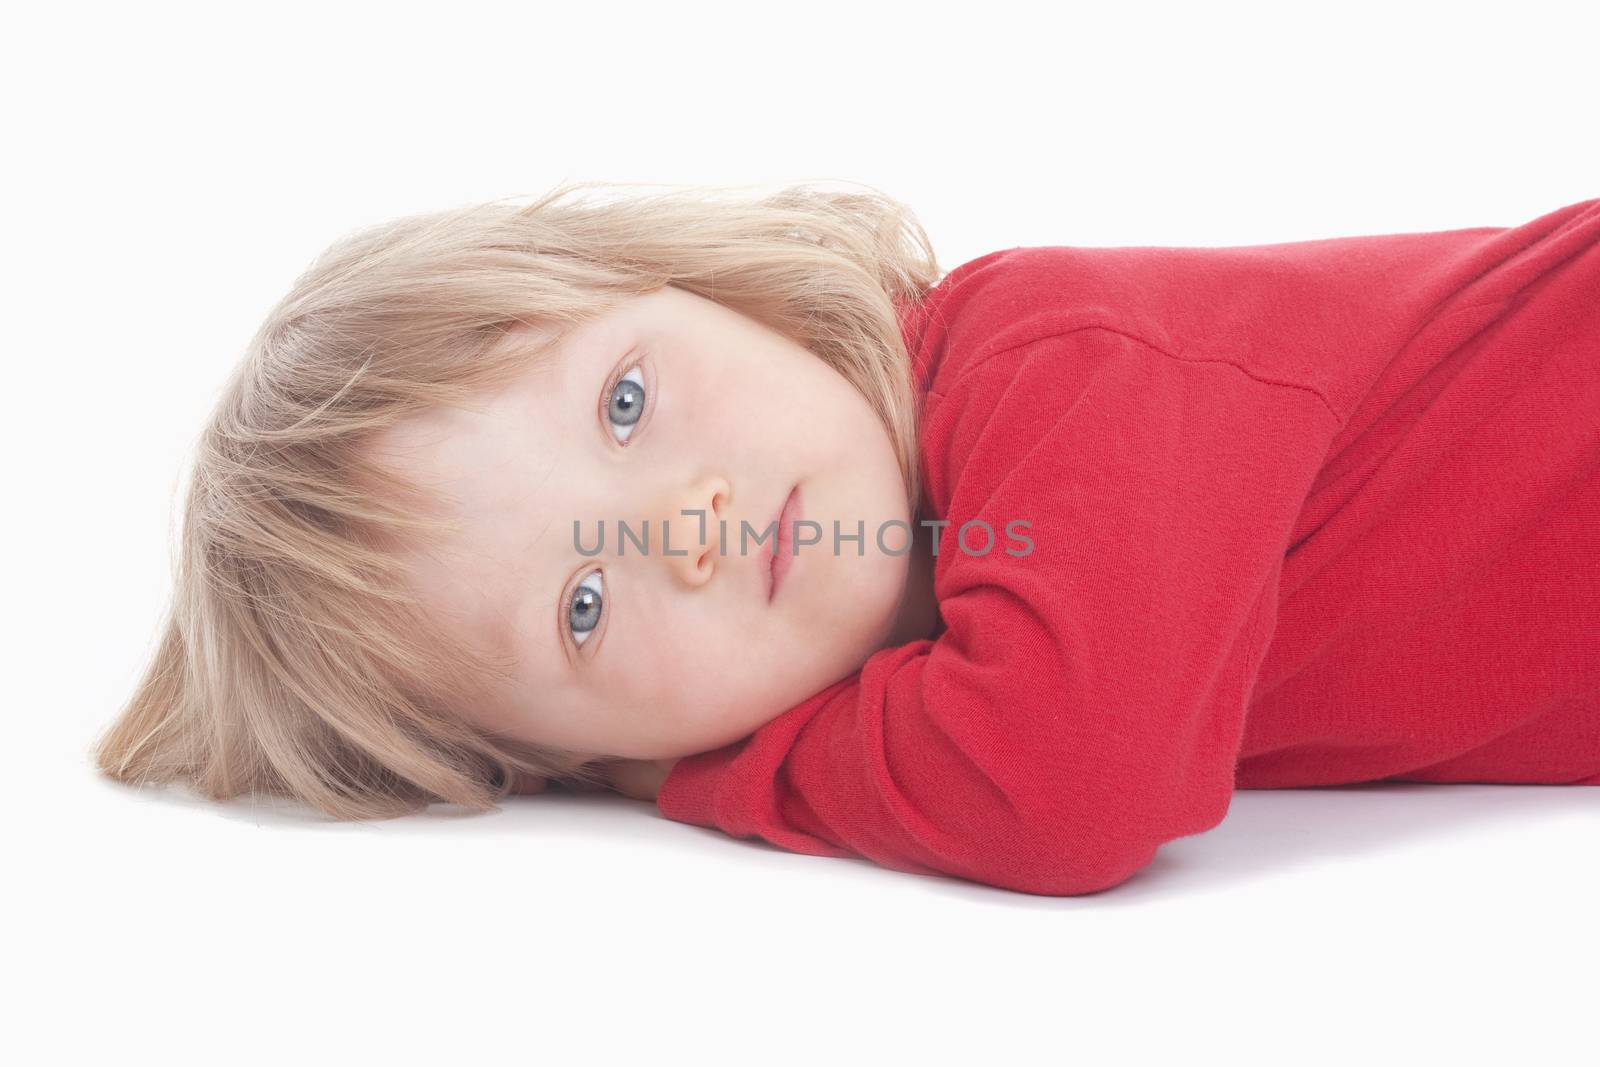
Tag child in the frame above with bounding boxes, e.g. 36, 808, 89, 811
92, 181, 1600, 896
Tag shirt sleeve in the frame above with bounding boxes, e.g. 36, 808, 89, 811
655, 325, 1341, 895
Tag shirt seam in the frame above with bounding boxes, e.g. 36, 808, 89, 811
940, 323, 1343, 424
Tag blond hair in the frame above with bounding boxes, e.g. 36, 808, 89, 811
90, 179, 943, 820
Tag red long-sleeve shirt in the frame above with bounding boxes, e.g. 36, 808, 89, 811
655, 198, 1600, 895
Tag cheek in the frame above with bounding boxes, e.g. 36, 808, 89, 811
625, 616, 714, 706
625, 627, 759, 752
639, 608, 783, 722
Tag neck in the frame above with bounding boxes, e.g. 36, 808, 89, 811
882, 510, 943, 647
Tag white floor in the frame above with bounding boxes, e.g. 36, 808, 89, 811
20, 743, 1595, 1064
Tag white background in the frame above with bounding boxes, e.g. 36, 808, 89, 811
6, 1, 1595, 1063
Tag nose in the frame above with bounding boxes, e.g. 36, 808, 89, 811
658, 473, 731, 588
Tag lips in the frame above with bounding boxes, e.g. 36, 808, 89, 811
767, 483, 801, 602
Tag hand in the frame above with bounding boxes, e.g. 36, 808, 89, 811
603, 757, 680, 801
505, 771, 607, 795
506, 772, 547, 794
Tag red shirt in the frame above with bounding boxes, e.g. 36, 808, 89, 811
656, 198, 1600, 895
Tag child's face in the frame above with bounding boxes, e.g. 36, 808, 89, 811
368, 285, 925, 762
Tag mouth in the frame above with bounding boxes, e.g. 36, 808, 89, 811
766, 482, 802, 603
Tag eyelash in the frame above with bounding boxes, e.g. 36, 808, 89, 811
601, 359, 650, 447
567, 569, 604, 650
569, 358, 652, 652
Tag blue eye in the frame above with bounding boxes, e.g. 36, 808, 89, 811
607, 366, 647, 444
571, 362, 645, 654
568, 570, 603, 648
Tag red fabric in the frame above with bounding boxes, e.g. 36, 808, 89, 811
656, 199, 1600, 894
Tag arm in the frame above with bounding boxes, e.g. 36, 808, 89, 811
658, 326, 1338, 894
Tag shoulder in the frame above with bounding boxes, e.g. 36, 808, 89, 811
904, 246, 1174, 398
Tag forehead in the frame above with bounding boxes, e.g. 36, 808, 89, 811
362, 331, 577, 655
388, 365, 545, 469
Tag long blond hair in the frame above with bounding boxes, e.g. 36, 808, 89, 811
90, 179, 943, 820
